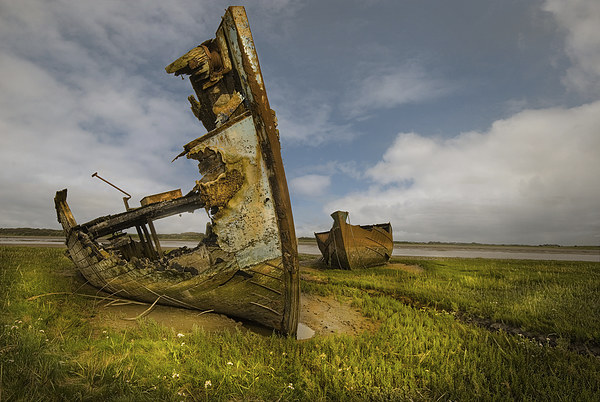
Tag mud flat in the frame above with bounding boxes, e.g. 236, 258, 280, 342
301, 241, 599, 262
0, 236, 66, 247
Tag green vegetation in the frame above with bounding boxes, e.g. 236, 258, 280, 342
302, 257, 600, 344
1, 247, 599, 400
154, 232, 205, 241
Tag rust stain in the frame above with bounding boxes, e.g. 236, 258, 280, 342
315, 211, 394, 270
140, 189, 183, 207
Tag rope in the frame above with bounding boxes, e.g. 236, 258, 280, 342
121, 296, 161, 321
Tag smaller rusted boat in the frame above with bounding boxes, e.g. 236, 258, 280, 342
314, 211, 393, 269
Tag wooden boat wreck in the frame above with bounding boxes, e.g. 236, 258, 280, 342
315, 211, 393, 270
54, 7, 299, 336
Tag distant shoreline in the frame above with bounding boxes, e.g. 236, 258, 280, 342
1, 227, 598, 251
298, 238, 599, 253
1, 235, 598, 256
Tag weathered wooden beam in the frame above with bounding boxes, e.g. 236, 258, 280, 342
79, 193, 205, 239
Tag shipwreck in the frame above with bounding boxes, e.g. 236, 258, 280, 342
315, 211, 393, 270
54, 7, 299, 336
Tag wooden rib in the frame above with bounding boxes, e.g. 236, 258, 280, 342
364, 245, 387, 257
251, 292, 275, 303
249, 281, 282, 295
263, 260, 283, 269
142, 287, 197, 309
248, 269, 283, 281
250, 302, 282, 316
365, 235, 389, 249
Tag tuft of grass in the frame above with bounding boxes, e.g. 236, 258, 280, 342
1, 247, 599, 400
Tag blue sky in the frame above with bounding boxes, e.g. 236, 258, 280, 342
1, 0, 599, 245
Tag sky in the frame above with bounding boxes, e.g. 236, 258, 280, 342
0, 0, 599, 245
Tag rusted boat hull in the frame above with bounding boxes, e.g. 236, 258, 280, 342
315, 211, 393, 270
54, 7, 299, 335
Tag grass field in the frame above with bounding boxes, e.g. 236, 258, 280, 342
1, 246, 599, 400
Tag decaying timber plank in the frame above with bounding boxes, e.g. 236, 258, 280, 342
140, 189, 183, 207
76, 193, 205, 239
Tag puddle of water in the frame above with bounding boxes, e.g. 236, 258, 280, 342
296, 322, 315, 340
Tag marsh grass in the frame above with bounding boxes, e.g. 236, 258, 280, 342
1, 247, 599, 400
302, 257, 600, 344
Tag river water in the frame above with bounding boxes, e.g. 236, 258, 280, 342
1, 237, 598, 262
299, 244, 599, 262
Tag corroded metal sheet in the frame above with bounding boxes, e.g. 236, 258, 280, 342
315, 211, 393, 270
186, 114, 281, 268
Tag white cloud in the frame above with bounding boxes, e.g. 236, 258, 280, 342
0, 0, 309, 232
543, 0, 600, 95
342, 63, 453, 119
326, 101, 600, 245
0, 1, 221, 231
0, 50, 202, 228
290, 174, 331, 197
268, 61, 450, 146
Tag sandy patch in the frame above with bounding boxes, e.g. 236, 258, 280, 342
87, 292, 377, 339
90, 303, 243, 334
299, 293, 378, 337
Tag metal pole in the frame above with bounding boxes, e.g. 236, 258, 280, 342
92, 171, 153, 257
91, 172, 132, 199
